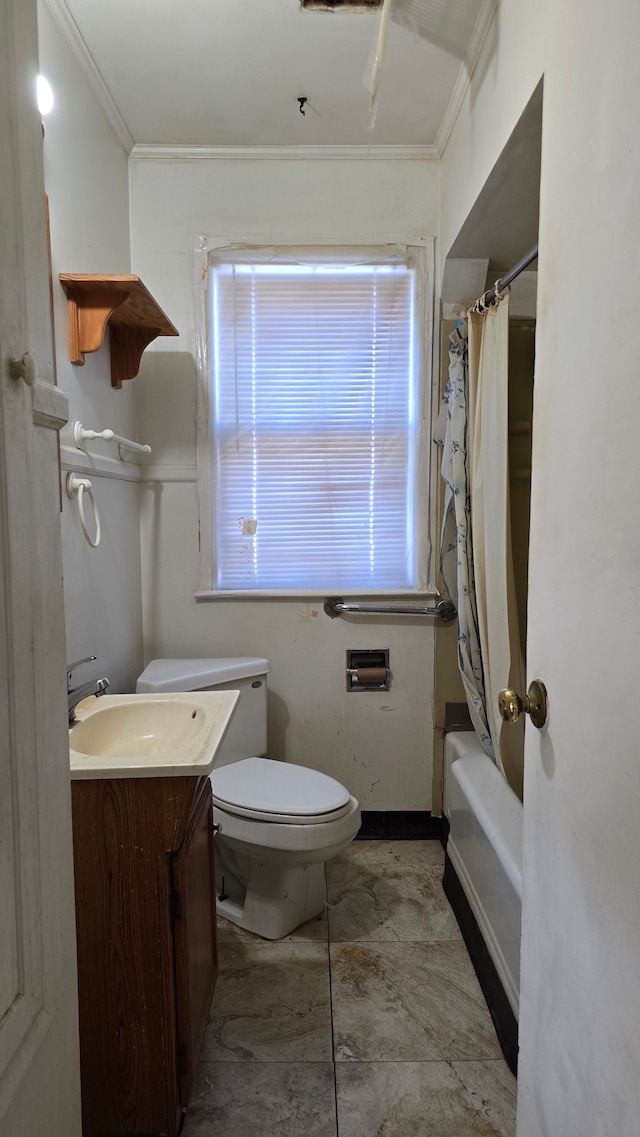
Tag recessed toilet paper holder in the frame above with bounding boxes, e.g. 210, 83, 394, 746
346, 649, 390, 692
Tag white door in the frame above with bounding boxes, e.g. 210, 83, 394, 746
516, 2, 640, 1134
0, 0, 81, 1132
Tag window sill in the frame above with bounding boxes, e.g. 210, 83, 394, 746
195, 587, 441, 602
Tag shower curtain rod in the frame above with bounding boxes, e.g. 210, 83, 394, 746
479, 244, 539, 307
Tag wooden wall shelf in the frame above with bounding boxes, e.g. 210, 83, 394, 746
60, 273, 179, 389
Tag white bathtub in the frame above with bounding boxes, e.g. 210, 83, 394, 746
443, 731, 523, 1020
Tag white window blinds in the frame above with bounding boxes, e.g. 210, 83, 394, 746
208, 257, 417, 592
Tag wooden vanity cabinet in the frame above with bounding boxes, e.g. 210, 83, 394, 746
71, 774, 218, 1137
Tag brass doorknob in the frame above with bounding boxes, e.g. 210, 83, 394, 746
498, 679, 548, 729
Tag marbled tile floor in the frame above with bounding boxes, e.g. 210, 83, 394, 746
183, 840, 517, 1137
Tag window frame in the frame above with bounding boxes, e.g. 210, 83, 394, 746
194, 237, 436, 599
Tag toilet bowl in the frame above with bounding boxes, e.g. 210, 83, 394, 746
136, 658, 361, 938
212, 757, 360, 938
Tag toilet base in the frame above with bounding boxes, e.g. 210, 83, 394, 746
212, 794, 360, 939
216, 858, 326, 939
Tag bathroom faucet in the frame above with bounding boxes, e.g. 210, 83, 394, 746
67, 655, 110, 724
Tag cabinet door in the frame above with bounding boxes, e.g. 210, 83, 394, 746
72, 779, 183, 1137
171, 777, 218, 1106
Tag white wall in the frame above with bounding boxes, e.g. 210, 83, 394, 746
439, 0, 543, 267
130, 156, 441, 809
38, 2, 143, 693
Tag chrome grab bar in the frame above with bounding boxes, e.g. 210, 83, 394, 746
323, 597, 456, 623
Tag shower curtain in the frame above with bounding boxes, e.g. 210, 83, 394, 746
468, 295, 525, 796
434, 323, 493, 757
436, 294, 525, 794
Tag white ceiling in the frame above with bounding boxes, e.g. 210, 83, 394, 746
46, 0, 494, 152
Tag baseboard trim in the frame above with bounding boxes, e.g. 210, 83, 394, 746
443, 853, 518, 1075
356, 811, 443, 841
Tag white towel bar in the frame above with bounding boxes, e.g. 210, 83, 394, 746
73, 420, 151, 457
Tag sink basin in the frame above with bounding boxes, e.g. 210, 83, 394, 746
69, 691, 239, 779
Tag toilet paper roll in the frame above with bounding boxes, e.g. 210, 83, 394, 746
355, 667, 387, 684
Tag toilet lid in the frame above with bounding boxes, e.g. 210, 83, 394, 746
211, 757, 352, 824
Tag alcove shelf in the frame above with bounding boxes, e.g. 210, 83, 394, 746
60, 273, 179, 389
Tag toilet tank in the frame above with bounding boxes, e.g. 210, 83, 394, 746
136, 657, 270, 768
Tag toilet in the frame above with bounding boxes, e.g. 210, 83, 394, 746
136, 657, 361, 939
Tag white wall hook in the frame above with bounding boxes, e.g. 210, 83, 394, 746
66, 473, 101, 548
9, 352, 36, 386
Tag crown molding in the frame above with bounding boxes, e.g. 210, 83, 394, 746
43, 0, 134, 155
434, 0, 500, 159
129, 143, 439, 162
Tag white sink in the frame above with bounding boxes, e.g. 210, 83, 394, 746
69, 691, 239, 780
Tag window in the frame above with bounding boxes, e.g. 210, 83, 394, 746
196, 244, 432, 596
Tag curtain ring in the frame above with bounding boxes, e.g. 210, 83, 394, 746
493, 278, 510, 303
469, 279, 510, 316
471, 289, 492, 314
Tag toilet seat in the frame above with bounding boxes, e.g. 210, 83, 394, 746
211, 756, 352, 825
